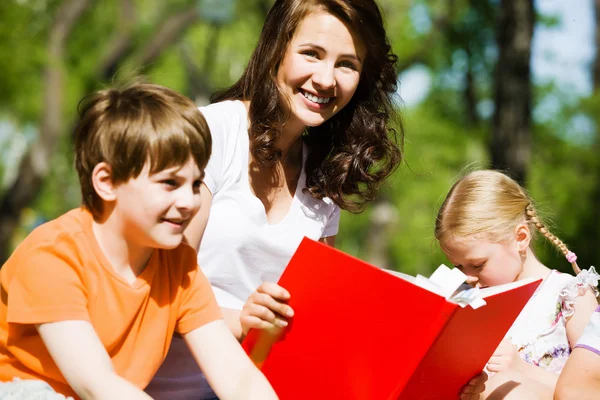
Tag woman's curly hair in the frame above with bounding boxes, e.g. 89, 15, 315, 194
212, 0, 403, 213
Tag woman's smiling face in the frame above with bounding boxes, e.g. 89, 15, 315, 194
276, 9, 366, 131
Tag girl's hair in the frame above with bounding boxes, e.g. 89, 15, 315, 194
212, 0, 402, 213
435, 170, 580, 274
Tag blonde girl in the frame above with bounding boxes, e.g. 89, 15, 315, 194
436, 170, 599, 399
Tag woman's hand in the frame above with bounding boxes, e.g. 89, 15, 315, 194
240, 282, 294, 337
487, 338, 521, 373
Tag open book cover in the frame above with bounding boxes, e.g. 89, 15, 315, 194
242, 237, 541, 400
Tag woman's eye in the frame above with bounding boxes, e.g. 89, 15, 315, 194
338, 61, 357, 70
303, 50, 318, 58
473, 263, 485, 270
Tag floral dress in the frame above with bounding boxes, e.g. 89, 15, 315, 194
505, 267, 599, 373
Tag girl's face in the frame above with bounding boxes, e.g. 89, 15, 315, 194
276, 9, 366, 132
441, 235, 525, 288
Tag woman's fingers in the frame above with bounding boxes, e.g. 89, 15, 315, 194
240, 315, 270, 330
253, 285, 294, 318
242, 304, 288, 329
246, 301, 276, 322
257, 282, 291, 301
241, 283, 294, 335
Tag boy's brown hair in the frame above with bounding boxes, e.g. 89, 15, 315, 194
74, 83, 211, 217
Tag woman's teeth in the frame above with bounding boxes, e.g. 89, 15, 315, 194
301, 90, 331, 104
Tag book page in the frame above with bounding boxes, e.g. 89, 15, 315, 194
383, 269, 415, 282
384, 269, 445, 294
383, 265, 497, 309
383, 264, 468, 299
428, 264, 468, 298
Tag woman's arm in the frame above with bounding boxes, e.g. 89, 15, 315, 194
184, 183, 213, 250
222, 307, 244, 340
319, 235, 336, 247
37, 320, 152, 400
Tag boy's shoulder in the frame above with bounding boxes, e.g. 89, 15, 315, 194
4, 208, 90, 271
24, 208, 87, 247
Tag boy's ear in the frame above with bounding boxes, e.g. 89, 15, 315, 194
92, 162, 116, 202
515, 223, 532, 252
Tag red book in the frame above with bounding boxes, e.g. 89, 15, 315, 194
242, 237, 541, 400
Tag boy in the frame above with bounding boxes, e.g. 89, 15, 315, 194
554, 305, 600, 400
0, 83, 278, 399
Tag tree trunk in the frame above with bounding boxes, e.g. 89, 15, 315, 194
95, 0, 136, 81
0, 0, 93, 263
181, 25, 221, 105
594, 0, 600, 88
132, 6, 200, 71
490, 0, 534, 185
464, 49, 480, 126
365, 197, 399, 270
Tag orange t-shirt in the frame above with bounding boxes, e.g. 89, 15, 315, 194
0, 208, 222, 398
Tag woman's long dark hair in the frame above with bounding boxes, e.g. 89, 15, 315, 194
212, 0, 403, 213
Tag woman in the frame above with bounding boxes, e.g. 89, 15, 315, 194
146, 0, 485, 398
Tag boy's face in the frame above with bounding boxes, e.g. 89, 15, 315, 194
112, 156, 202, 250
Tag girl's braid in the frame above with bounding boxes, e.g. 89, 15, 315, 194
526, 205, 581, 274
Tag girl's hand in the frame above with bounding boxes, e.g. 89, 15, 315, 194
240, 282, 294, 336
459, 371, 487, 400
487, 338, 521, 373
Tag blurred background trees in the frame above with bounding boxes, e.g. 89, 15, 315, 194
1, 0, 598, 276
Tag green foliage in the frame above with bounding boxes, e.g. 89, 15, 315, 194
3, 0, 600, 279
338, 103, 489, 275
0, 0, 56, 122
527, 89, 600, 273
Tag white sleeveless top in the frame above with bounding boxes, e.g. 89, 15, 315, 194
506, 267, 599, 373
